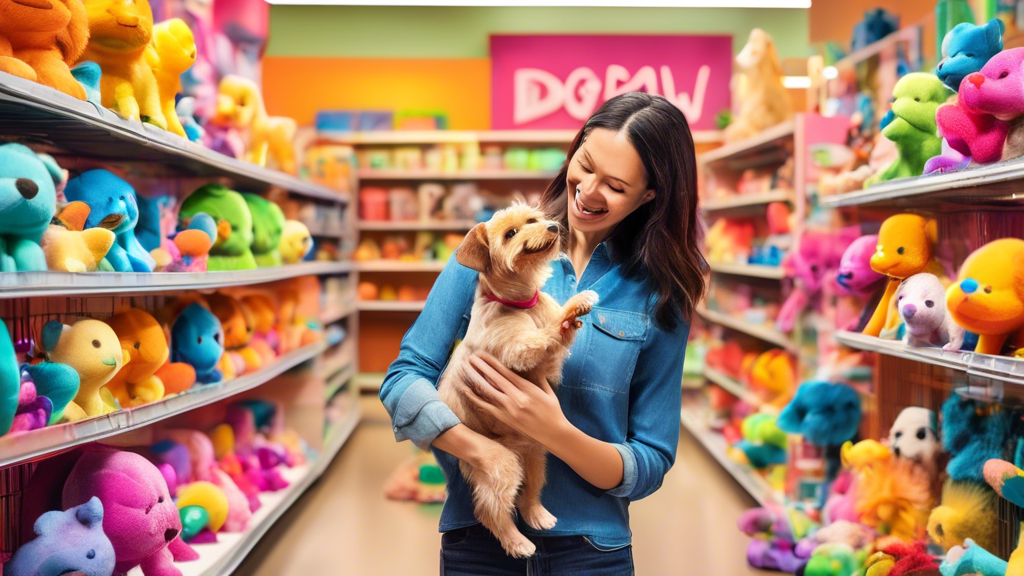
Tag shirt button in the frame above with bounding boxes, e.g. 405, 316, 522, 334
618, 330, 625, 337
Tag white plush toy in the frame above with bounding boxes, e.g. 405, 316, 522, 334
888, 406, 941, 478
895, 273, 965, 350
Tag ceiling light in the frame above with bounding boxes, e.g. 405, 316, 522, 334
783, 76, 811, 89
823, 66, 839, 80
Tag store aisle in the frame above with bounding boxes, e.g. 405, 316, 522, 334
235, 396, 762, 575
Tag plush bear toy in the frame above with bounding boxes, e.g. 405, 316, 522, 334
41, 202, 116, 273
887, 407, 941, 479
147, 19, 196, 138
105, 309, 193, 408
3, 496, 116, 576
836, 235, 886, 297
178, 184, 257, 271
0, 0, 90, 100
242, 194, 286, 268
0, 143, 62, 272
866, 74, 949, 185
206, 293, 261, 378
927, 480, 998, 553
279, 220, 312, 265
895, 273, 966, 350
64, 170, 155, 273
170, 303, 224, 385
947, 238, 1024, 356
936, 19, 1004, 92
42, 319, 127, 422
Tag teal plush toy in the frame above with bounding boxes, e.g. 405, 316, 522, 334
866, 73, 950, 185
0, 143, 62, 272
936, 19, 1004, 92
178, 184, 257, 271
23, 362, 81, 426
0, 319, 19, 437
63, 170, 156, 273
242, 193, 285, 268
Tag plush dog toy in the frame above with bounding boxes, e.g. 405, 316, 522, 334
78, 0, 166, 128
895, 273, 965, 349
146, 19, 196, 138
0, 144, 63, 272
41, 202, 116, 272
836, 235, 886, 297
888, 407, 941, 479
927, 480, 998, 553
178, 184, 257, 271
0, 0, 90, 100
776, 229, 856, 333
936, 19, 1004, 92
947, 238, 1024, 356
725, 29, 793, 143
105, 309, 194, 408
42, 319, 127, 421
864, 214, 945, 338
279, 220, 312, 264
216, 75, 298, 174
242, 194, 285, 267
64, 170, 155, 273
62, 449, 198, 576
866, 74, 949, 185
170, 303, 224, 385
3, 497, 116, 576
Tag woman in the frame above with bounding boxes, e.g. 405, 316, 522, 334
379, 92, 706, 575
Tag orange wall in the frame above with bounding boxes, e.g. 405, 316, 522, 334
809, 0, 935, 45
264, 57, 491, 130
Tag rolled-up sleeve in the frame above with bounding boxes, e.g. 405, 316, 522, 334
606, 319, 689, 500
378, 253, 478, 450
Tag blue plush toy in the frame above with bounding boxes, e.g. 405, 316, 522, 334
171, 303, 225, 385
23, 362, 81, 426
942, 394, 1010, 482
135, 195, 175, 254
63, 170, 155, 273
851, 8, 899, 52
0, 143, 62, 272
0, 319, 19, 437
3, 496, 116, 576
936, 19, 1004, 92
938, 539, 1008, 576
70, 62, 102, 107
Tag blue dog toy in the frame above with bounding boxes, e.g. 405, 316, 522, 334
851, 8, 899, 52
942, 394, 1010, 482
0, 143, 61, 272
171, 303, 225, 385
64, 170, 156, 273
3, 496, 116, 576
936, 19, 1004, 91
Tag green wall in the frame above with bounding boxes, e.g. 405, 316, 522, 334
267, 6, 810, 59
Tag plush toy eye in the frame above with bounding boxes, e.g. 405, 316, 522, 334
504, 229, 518, 240
898, 295, 904, 301
197, 336, 203, 344
134, 341, 141, 350
965, 53, 974, 58
935, 523, 945, 537
897, 246, 905, 255
158, 496, 164, 503
87, 550, 96, 560
916, 427, 927, 440
119, 196, 124, 201
214, 333, 221, 344
92, 340, 100, 348
925, 300, 934, 308
1000, 71, 1010, 79
894, 431, 903, 439
984, 286, 993, 294
810, 265, 819, 273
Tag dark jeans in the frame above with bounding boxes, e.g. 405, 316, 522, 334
440, 524, 634, 576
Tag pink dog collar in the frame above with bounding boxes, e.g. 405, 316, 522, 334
485, 291, 539, 309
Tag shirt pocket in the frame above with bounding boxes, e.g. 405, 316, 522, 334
573, 306, 649, 395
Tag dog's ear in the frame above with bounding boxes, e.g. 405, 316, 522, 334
456, 223, 490, 272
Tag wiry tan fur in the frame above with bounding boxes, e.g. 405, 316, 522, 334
725, 28, 794, 143
438, 203, 598, 558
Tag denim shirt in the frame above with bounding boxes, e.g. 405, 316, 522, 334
378, 243, 689, 549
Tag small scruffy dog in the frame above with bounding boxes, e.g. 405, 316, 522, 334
438, 203, 598, 558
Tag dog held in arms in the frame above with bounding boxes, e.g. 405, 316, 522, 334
438, 203, 598, 558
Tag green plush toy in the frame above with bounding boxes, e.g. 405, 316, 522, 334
866, 73, 950, 186
242, 193, 285, 268
803, 543, 866, 576
179, 184, 257, 271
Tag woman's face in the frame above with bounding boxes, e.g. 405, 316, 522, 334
565, 128, 655, 235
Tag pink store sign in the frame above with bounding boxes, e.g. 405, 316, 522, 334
490, 34, 732, 131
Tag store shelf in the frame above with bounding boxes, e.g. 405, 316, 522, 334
326, 365, 356, 399
0, 71, 347, 203
357, 169, 559, 180
321, 299, 357, 324
0, 261, 353, 299
355, 260, 446, 272
680, 406, 774, 507
129, 405, 361, 576
833, 26, 922, 70
703, 366, 761, 406
708, 262, 785, 280
835, 330, 1024, 386
697, 307, 796, 351
358, 220, 477, 231
702, 190, 794, 212
357, 300, 426, 312
698, 120, 795, 165
323, 129, 723, 145
818, 157, 1024, 209
355, 372, 386, 392
0, 340, 328, 469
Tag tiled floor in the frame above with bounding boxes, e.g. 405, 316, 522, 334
234, 396, 764, 575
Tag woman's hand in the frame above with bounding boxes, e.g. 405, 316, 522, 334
463, 351, 570, 447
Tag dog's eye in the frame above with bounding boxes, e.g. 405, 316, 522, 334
897, 246, 905, 255
504, 229, 518, 241
916, 428, 927, 440
984, 286, 993, 294
527, 218, 538, 224
1000, 71, 1010, 79
894, 431, 903, 439
925, 300, 934, 308
92, 340, 101, 348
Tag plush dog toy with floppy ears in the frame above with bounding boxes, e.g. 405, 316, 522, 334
0, 0, 90, 100
725, 29, 793, 143
946, 238, 1024, 356
0, 144, 63, 272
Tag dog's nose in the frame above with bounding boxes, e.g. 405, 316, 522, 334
164, 528, 179, 542
968, 73, 985, 87
902, 304, 917, 319
15, 178, 38, 200
547, 224, 558, 233
961, 278, 979, 294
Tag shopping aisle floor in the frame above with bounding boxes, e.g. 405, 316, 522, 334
235, 396, 762, 575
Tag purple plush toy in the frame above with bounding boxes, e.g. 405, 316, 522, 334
738, 504, 817, 572
3, 497, 116, 576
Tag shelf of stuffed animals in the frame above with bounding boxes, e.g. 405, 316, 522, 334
321, 298, 358, 326
355, 260, 448, 273
357, 219, 478, 231
357, 300, 427, 313
702, 366, 765, 408
323, 130, 579, 145
697, 306, 798, 352
708, 262, 786, 280
0, 261, 354, 299
701, 190, 795, 214
325, 365, 356, 401
701, 120, 797, 167
0, 340, 329, 470
357, 169, 561, 181
122, 404, 361, 576
0, 72, 349, 205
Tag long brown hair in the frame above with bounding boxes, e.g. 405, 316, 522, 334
541, 92, 706, 330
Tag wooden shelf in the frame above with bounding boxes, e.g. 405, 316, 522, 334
708, 262, 785, 280
696, 307, 796, 351
357, 300, 426, 312
355, 260, 446, 272
358, 169, 559, 180
701, 190, 793, 212
703, 366, 761, 406
680, 406, 775, 507
833, 26, 922, 71
698, 120, 795, 165
358, 220, 476, 231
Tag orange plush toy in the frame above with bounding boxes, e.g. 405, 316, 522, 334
0, 0, 90, 99
947, 238, 1024, 356
207, 293, 262, 377
105, 309, 194, 407
78, 0, 166, 128
746, 349, 795, 410
240, 294, 277, 364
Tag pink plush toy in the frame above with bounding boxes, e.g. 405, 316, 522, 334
225, 405, 289, 492
930, 48, 1024, 170
160, 429, 252, 532
836, 235, 886, 297
776, 229, 858, 333
62, 449, 199, 576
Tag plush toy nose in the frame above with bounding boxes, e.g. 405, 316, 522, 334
968, 73, 985, 87
961, 278, 980, 294
164, 528, 179, 542
902, 304, 917, 319
15, 178, 38, 200
937, 60, 944, 71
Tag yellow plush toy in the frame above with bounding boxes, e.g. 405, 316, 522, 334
41, 202, 116, 272
279, 220, 312, 264
947, 238, 1024, 356
41, 318, 128, 421
863, 214, 946, 337
216, 75, 298, 174
926, 480, 998, 552
104, 309, 168, 408
724, 28, 794, 143
78, 0, 166, 128
146, 18, 196, 138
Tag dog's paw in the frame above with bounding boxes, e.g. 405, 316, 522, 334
502, 533, 537, 558
565, 290, 599, 321
522, 505, 558, 531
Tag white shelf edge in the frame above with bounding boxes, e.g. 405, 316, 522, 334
702, 366, 761, 406
321, 129, 723, 145
696, 307, 796, 351
326, 365, 356, 399
698, 120, 795, 165
357, 300, 426, 312
357, 220, 477, 231
357, 170, 559, 181
701, 190, 794, 212
708, 262, 785, 280
680, 406, 774, 507
355, 260, 446, 272
355, 372, 385, 392
0, 261, 353, 298
0, 341, 329, 468
321, 300, 357, 324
